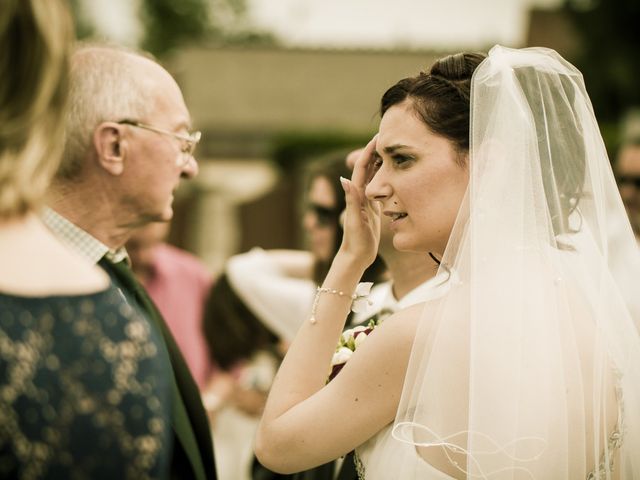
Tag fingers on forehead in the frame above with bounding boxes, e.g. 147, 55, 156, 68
352, 137, 378, 184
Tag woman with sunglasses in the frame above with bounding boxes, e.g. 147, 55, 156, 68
304, 153, 387, 289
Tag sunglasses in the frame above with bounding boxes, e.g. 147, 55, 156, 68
617, 175, 640, 189
306, 203, 341, 227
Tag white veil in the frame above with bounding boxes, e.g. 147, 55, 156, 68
366, 46, 640, 479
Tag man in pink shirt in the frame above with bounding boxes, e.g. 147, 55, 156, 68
127, 222, 213, 388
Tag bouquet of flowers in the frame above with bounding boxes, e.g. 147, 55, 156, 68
327, 318, 377, 382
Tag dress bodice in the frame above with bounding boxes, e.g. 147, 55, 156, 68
356, 418, 623, 480
0, 287, 172, 479
356, 425, 454, 480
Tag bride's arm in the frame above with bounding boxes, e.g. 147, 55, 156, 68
255, 303, 421, 473
255, 137, 417, 472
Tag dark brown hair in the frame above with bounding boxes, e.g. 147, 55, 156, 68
380, 52, 486, 160
515, 67, 586, 239
202, 274, 279, 371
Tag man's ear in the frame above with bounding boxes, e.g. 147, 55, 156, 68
94, 122, 126, 176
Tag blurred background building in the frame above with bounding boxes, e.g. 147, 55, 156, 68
69, 0, 640, 272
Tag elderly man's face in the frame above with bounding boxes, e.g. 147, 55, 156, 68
617, 144, 640, 237
120, 60, 198, 224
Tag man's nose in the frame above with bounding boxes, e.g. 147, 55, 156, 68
181, 155, 198, 179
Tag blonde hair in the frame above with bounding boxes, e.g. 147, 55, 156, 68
0, 0, 72, 218
58, 44, 156, 179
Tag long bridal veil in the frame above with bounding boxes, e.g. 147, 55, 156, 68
367, 46, 640, 479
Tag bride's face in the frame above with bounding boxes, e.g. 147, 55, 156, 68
366, 100, 469, 255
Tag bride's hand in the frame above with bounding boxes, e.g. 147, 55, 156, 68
338, 136, 380, 269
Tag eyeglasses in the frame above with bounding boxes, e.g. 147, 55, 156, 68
306, 203, 340, 227
617, 175, 640, 189
117, 119, 201, 166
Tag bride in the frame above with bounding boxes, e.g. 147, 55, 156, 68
255, 46, 640, 479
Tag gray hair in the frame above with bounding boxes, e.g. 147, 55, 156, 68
58, 43, 156, 179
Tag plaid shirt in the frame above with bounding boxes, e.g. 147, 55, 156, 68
42, 207, 129, 265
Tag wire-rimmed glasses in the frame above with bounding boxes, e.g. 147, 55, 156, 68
117, 119, 201, 166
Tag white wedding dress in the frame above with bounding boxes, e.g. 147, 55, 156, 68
357, 424, 455, 479
357, 408, 624, 480
355, 244, 627, 480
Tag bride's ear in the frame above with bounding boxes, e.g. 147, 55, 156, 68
460, 152, 470, 169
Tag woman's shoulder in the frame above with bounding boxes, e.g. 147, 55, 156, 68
377, 302, 427, 337
353, 301, 437, 366
345, 302, 427, 371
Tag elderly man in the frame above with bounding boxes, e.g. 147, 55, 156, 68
44, 45, 215, 480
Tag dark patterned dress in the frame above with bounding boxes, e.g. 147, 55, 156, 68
0, 287, 172, 480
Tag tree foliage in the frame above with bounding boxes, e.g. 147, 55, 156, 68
70, 0, 276, 58
140, 0, 211, 56
564, 0, 640, 124
144, 0, 278, 56
68, 0, 95, 39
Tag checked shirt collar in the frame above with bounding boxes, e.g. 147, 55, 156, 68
42, 207, 129, 265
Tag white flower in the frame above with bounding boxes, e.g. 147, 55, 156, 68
354, 331, 369, 348
354, 282, 373, 296
351, 282, 374, 313
340, 326, 359, 342
327, 318, 378, 382
341, 325, 367, 347
340, 329, 352, 344
331, 347, 353, 366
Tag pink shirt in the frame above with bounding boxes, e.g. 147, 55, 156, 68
142, 243, 213, 389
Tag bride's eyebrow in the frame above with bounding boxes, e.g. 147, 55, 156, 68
384, 144, 411, 154
375, 144, 412, 158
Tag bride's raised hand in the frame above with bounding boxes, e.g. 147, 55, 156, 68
338, 136, 381, 270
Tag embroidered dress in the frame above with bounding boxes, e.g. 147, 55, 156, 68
0, 288, 172, 479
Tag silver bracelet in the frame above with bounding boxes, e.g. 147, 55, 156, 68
309, 282, 373, 324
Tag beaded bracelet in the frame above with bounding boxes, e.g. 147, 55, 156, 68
309, 282, 373, 324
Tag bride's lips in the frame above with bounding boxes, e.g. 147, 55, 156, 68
384, 210, 408, 228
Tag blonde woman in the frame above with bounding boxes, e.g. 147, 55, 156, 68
0, 1, 171, 478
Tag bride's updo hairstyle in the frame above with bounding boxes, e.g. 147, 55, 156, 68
380, 52, 486, 164
381, 51, 586, 240
514, 66, 586, 238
